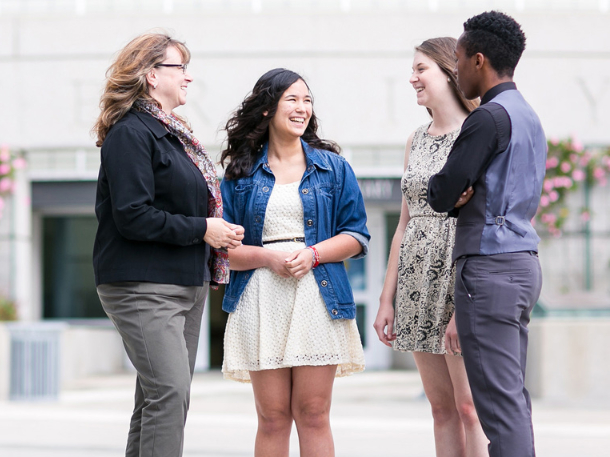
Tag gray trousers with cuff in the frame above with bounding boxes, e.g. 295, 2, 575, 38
455, 252, 542, 457
97, 281, 208, 457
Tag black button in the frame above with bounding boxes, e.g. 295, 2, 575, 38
331, 309, 338, 315
192, 238, 200, 244
307, 220, 313, 226
301, 188, 309, 194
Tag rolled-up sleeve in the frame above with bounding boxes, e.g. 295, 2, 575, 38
335, 160, 370, 258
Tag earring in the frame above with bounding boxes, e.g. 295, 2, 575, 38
153, 83, 157, 89
447, 77, 451, 82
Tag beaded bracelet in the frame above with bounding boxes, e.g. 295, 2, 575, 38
307, 245, 320, 269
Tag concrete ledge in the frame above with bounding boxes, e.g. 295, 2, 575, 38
0, 323, 9, 400
391, 349, 417, 370
60, 323, 125, 387
0, 321, 126, 400
527, 317, 610, 405
387, 317, 610, 406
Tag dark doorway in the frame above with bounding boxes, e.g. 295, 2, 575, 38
42, 215, 103, 318
208, 285, 228, 368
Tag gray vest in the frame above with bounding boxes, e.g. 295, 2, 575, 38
453, 90, 547, 262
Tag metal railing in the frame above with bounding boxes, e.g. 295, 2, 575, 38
7, 322, 67, 401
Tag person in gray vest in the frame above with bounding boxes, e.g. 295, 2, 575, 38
427, 11, 546, 457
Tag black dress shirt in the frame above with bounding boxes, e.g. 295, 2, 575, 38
427, 82, 515, 215
93, 109, 211, 286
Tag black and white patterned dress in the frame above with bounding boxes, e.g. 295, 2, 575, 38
394, 123, 459, 354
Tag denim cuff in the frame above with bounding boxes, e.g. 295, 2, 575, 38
340, 231, 369, 259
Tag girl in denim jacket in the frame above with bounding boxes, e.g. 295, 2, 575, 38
220, 68, 369, 457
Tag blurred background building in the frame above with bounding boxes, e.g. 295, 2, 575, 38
0, 0, 609, 401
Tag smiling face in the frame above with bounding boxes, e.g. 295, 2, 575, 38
454, 36, 480, 100
409, 51, 453, 111
149, 46, 193, 113
267, 79, 312, 141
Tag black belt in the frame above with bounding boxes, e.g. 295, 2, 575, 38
263, 237, 305, 245
457, 250, 538, 261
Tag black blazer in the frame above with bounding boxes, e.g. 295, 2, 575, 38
93, 109, 211, 286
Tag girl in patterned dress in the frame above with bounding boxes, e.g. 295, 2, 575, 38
220, 69, 369, 457
374, 38, 489, 456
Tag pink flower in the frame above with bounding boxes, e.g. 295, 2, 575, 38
540, 195, 550, 207
546, 156, 559, 169
541, 213, 557, 224
549, 226, 562, 238
12, 157, 26, 169
550, 137, 559, 146
0, 145, 9, 162
560, 162, 571, 173
0, 177, 13, 193
569, 154, 578, 163
593, 167, 605, 180
0, 196, 4, 210
581, 211, 590, 222
572, 169, 586, 181
580, 153, 591, 167
543, 179, 554, 192
570, 134, 584, 152
549, 190, 559, 202
0, 164, 10, 175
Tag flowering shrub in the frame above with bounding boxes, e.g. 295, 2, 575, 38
0, 295, 17, 321
536, 137, 610, 236
0, 144, 26, 219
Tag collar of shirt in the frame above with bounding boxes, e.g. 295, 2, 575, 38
131, 109, 170, 139
481, 81, 517, 105
249, 138, 333, 176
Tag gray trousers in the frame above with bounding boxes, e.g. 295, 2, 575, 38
455, 252, 542, 457
97, 282, 208, 457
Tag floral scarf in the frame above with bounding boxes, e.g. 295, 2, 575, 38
134, 99, 229, 287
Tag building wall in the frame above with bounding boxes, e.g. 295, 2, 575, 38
0, 1, 609, 377
1, 3, 610, 151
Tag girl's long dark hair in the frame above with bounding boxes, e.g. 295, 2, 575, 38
220, 68, 340, 180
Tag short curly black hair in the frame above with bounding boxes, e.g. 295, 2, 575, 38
461, 11, 526, 77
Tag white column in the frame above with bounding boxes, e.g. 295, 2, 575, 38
11, 165, 33, 321
194, 293, 210, 371
362, 207, 393, 369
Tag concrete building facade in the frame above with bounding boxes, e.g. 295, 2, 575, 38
0, 0, 609, 399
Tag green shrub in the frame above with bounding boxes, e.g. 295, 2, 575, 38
0, 296, 17, 321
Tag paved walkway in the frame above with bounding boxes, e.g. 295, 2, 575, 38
1, 370, 609, 456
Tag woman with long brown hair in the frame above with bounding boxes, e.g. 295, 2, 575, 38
374, 37, 488, 456
220, 68, 369, 456
92, 32, 243, 457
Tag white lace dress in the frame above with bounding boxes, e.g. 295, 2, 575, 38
222, 181, 365, 383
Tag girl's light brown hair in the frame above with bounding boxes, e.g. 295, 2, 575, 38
416, 37, 479, 116
92, 32, 190, 147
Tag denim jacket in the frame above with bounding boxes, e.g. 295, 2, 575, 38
221, 140, 370, 319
